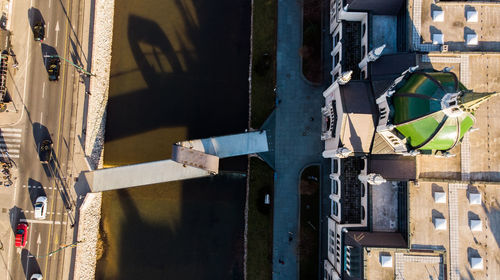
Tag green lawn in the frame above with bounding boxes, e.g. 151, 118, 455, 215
251, 0, 277, 129
247, 157, 274, 280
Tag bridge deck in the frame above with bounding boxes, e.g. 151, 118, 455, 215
88, 159, 211, 192
176, 130, 268, 158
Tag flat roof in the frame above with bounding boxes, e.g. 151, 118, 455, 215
371, 181, 399, 232
339, 81, 376, 153
408, 181, 500, 279
416, 0, 500, 52
364, 248, 444, 280
369, 155, 416, 180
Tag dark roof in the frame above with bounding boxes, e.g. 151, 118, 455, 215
340, 157, 365, 224
345, 231, 407, 248
368, 155, 417, 180
341, 21, 362, 80
369, 53, 418, 98
344, 0, 404, 15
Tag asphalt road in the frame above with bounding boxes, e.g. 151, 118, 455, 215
5, 0, 85, 278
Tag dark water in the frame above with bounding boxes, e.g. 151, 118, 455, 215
95, 0, 251, 279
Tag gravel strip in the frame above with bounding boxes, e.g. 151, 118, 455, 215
73, 0, 115, 279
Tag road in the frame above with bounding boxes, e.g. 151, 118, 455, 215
2, 0, 87, 278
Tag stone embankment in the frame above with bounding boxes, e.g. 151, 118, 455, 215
73, 0, 115, 279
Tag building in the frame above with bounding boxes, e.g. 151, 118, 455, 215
322, 0, 500, 279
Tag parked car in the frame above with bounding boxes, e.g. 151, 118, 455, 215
33, 21, 45, 42
47, 57, 60, 81
30, 274, 43, 280
34, 196, 47, 219
38, 139, 52, 163
15, 222, 28, 248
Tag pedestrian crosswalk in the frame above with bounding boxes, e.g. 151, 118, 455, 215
0, 127, 22, 159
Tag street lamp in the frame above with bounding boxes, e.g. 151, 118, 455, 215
30, 240, 82, 259
43, 55, 95, 77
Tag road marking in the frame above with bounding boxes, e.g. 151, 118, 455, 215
46, 0, 71, 275
0, 143, 20, 148
46, 21, 50, 38
0, 138, 21, 143
40, 112, 43, 125
42, 82, 46, 98
55, 21, 60, 47
23, 185, 53, 190
20, 219, 64, 225
49, 0, 52, 8
0, 128, 22, 132
0, 148, 19, 154
0, 133, 21, 137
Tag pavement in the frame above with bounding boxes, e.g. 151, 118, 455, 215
272, 0, 331, 279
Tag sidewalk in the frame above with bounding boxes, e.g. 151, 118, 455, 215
272, 0, 329, 279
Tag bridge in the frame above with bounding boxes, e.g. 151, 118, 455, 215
82, 131, 268, 192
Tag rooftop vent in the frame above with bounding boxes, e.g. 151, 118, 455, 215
380, 255, 393, 268
466, 10, 478, 22
434, 218, 447, 230
432, 10, 444, 22
466, 34, 478, 45
469, 193, 481, 205
470, 219, 482, 231
433, 34, 444, 45
434, 192, 446, 203
470, 257, 483, 270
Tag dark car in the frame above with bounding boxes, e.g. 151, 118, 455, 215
39, 139, 52, 163
33, 22, 45, 42
47, 57, 60, 81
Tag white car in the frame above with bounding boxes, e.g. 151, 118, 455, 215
34, 196, 47, 219
30, 274, 43, 280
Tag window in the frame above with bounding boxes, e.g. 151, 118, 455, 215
361, 45, 366, 57
333, 73, 339, 81
334, 33, 340, 47
362, 23, 366, 37
332, 200, 339, 217
334, 53, 340, 66
332, 180, 339, 195
331, 100, 337, 137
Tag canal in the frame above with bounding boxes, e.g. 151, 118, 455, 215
95, 0, 251, 279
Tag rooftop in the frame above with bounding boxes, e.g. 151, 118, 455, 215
417, 0, 500, 52
408, 181, 500, 279
364, 247, 444, 280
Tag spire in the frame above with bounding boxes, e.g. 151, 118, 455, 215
459, 91, 499, 113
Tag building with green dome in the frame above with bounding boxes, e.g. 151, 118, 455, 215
376, 68, 497, 156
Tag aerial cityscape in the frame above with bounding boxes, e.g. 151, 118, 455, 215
0, 0, 497, 279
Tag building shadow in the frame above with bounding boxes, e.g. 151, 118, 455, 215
27, 178, 46, 206
32, 122, 53, 177
8, 206, 25, 233
21, 248, 41, 279
27, 7, 45, 36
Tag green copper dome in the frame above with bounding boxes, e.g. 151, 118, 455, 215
390, 71, 494, 151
